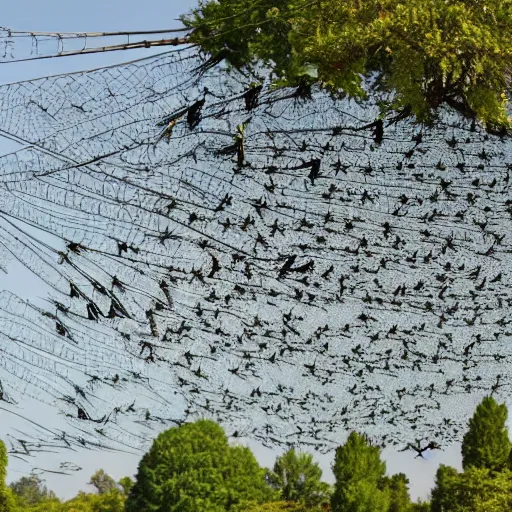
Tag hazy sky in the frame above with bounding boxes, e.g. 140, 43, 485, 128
0, 0, 505, 504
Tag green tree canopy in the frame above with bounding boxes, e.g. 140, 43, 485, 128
118, 476, 134, 496
0, 441, 14, 512
58, 489, 125, 512
125, 419, 273, 512
88, 469, 118, 495
19, 498, 63, 512
461, 395, 512, 472
331, 432, 389, 512
268, 449, 331, 507
410, 500, 430, 512
9, 474, 55, 506
15, 489, 126, 512
381, 473, 411, 512
182, 0, 512, 132
242, 501, 323, 511
430, 464, 459, 512
431, 465, 512, 511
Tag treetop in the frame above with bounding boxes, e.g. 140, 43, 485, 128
182, 0, 512, 133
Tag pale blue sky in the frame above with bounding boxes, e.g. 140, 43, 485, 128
0, 0, 501, 504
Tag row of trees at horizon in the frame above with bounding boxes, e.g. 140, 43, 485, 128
1, 395, 511, 511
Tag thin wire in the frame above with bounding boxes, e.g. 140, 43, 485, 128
0, 37, 191, 64
0, 1, 315, 65
6, 28, 190, 37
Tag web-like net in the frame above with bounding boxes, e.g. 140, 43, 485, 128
0, 45, 510, 470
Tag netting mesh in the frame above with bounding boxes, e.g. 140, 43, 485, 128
0, 46, 510, 470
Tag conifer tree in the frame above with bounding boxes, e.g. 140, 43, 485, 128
430, 464, 459, 512
383, 473, 411, 512
461, 395, 511, 472
331, 432, 389, 512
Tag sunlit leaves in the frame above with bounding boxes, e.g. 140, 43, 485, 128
331, 433, 389, 512
125, 420, 271, 512
0, 441, 14, 512
182, 0, 512, 131
431, 466, 512, 512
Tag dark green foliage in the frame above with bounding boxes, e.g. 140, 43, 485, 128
331, 432, 389, 512
430, 464, 459, 512
181, 0, 294, 74
461, 395, 512, 472
382, 473, 411, 512
182, 0, 512, 132
268, 449, 331, 507
432, 398, 512, 511
125, 419, 273, 512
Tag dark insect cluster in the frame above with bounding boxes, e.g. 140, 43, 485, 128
0, 45, 510, 471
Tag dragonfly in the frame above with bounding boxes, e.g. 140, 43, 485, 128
400, 441, 442, 459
